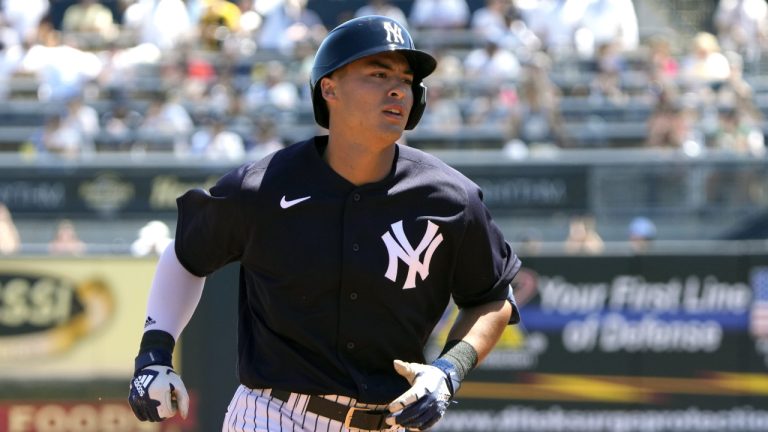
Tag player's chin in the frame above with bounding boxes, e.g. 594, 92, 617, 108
378, 115, 407, 134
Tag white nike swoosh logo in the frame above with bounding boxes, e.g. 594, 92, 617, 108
280, 195, 311, 209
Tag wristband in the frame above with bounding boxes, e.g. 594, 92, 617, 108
432, 339, 478, 396
134, 330, 175, 373
431, 358, 461, 396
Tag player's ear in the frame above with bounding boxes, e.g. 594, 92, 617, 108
320, 77, 337, 101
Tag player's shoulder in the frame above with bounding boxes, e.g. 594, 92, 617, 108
216, 138, 315, 192
397, 144, 480, 192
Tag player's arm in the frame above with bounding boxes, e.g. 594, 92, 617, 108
128, 241, 206, 422
388, 296, 514, 431
442, 297, 513, 363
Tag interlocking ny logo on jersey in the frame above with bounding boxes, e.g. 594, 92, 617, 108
382, 220, 443, 289
383, 21, 405, 44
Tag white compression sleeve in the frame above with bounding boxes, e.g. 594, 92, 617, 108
143, 240, 206, 341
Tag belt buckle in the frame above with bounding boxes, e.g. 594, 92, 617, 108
343, 406, 366, 429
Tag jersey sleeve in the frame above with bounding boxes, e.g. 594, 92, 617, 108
174, 164, 254, 277
452, 183, 522, 323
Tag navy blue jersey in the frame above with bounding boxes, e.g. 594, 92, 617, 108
174, 136, 521, 403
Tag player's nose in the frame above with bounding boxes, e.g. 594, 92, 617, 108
388, 81, 410, 100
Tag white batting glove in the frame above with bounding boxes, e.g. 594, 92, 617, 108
386, 359, 455, 431
129, 365, 189, 421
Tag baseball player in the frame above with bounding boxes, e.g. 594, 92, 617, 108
128, 15, 521, 432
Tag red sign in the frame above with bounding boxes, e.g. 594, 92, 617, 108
0, 397, 197, 432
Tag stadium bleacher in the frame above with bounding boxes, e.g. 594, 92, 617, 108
0, 0, 766, 254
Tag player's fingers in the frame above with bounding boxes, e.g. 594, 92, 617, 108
156, 386, 176, 419
393, 359, 417, 382
173, 383, 190, 419
387, 388, 423, 412
129, 398, 148, 422
395, 396, 434, 428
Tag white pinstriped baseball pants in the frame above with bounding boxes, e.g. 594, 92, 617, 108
222, 385, 405, 432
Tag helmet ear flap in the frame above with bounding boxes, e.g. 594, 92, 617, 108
405, 82, 427, 130
312, 86, 330, 129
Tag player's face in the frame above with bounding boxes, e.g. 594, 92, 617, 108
326, 51, 414, 142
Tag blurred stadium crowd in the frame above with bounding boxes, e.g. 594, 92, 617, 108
0, 0, 767, 254
0, 0, 764, 158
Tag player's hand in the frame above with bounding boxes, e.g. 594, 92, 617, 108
129, 365, 189, 422
386, 359, 455, 431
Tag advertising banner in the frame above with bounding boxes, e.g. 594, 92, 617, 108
0, 164, 588, 218
433, 254, 768, 431
0, 167, 220, 218
0, 258, 158, 379
0, 398, 196, 432
0, 258, 200, 431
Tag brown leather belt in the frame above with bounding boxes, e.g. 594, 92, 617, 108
270, 389, 390, 430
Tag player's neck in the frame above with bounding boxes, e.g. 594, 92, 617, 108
324, 136, 396, 186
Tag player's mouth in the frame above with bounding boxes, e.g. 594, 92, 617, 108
382, 105, 405, 120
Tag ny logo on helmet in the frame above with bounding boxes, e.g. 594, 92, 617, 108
382, 220, 443, 289
383, 21, 405, 45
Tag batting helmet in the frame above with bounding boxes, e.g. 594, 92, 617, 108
310, 15, 437, 130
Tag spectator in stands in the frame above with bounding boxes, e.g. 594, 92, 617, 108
123, 0, 193, 51
0, 202, 20, 255
48, 219, 86, 255
518, 0, 586, 56
628, 216, 656, 253
18, 26, 103, 102
515, 228, 542, 256
189, 112, 245, 160
243, 60, 300, 112
588, 40, 629, 105
463, 35, 521, 82
61, 0, 119, 44
470, 0, 510, 44
575, 0, 638, 58
30, 111, 90, 159
644, 34, 679, 84
100, 94, 143, 151
216, 0, 262, 56
409, 0, 471, 30
415, 80, 464, 133
198, 0, 241, 51
63, 95, 101, 151
0, 15, 24, 100
355, 0, 408, 28
96, 39, 163, 93
710, 105, 765, 156
131, 220, 172, 257
427, 50, 466, 86
2, 0, 49, 46
715, 51, 762, 122
506, 53, 568, 149
645, 82, 703, 153
491, 3, 541, 59
137, 90, 194, 153
679, 32, 731, 92
246, 115, 285, 157
256, 0, 326, 55
714, 0, 768, 66
564, 215, 604, 255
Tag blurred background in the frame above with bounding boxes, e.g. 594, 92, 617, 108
0, 0, 768, 431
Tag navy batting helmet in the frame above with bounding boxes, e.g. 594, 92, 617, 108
310, 15, 437, 130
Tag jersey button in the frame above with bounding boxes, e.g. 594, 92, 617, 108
352, 243, 359, 252
346, 342, 355, 350
353, 193, 361, 202
350, 292, 358, 300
